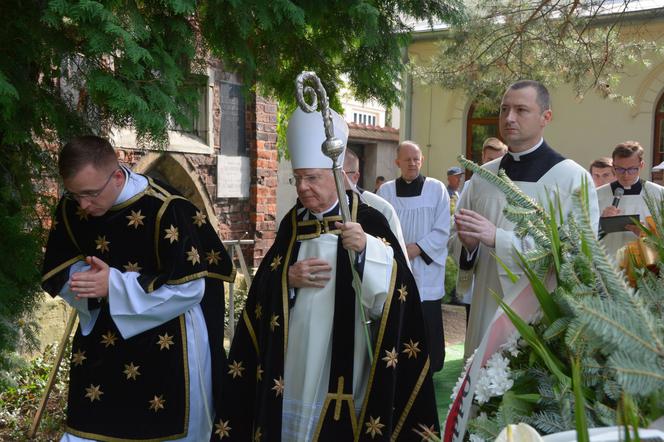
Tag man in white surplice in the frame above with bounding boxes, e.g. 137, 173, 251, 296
453, 80, 599, 360
281, 109, 395, 441
598, 140, 664, 260
377, 141, 450, 372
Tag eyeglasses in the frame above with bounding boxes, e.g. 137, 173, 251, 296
64, 168, 119, 202
289, 174, 325, 186
613, 166, 640, 175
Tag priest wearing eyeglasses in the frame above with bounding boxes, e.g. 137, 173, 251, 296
597, 140, 664, 259
211, 108, 439, 441
41, 135, 235, 441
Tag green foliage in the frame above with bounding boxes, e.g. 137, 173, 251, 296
413, 0, 664, 106
201, 0, 465, 110
458, 157, 664, 439
0, 0, 467, 365
0, 0, 207, 369
0, 344, 70, 441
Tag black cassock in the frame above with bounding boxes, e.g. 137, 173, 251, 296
211, 191, 439, 441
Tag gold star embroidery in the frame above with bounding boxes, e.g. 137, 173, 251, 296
214, 419, 231, 439
402, 339, 421, 359
397, 284, 408, 302
95, 235, 110, 253
126, 210, 145, 229
269, 314, 280, 331
186, 246, 200, 266
382, 347, 398, 369
192, 210, 207, 227
206, 249, 221, 265
72, 349, 87, 366
379, 237, 391, 246
270, 255, 282, 271
148, 394, 166, 412
228, 360, 245, 379
413, 423, 438, 441
254, 427, 263, 442
256, 364, 264, 381
76, 206, 89, 221
272, 376, 284, 397
254, 303, 263, 320
85, 384, 103, 402
100, 331, 118, 347
365, 416, 385, 438
123, 362, 141, 380
123, 261, 142, 272
157, 333, 174, 350
164, 225, 179, 243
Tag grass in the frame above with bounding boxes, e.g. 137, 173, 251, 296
434, 343, 465, 424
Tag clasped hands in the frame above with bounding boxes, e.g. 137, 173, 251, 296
69, 256, 110, 299
454, 208, 497, 251
288, 221, 366, 289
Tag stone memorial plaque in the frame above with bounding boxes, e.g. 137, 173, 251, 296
217, 155, 250, 198
219, 81, 246, 156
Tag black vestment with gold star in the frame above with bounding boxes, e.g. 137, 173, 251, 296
41, 177, 235, 441
211, 192, 439, 441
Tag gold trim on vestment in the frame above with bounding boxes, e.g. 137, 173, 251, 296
166, 271, 209, 286
154, 196, 173, 272
312, 376, 358, 441
207, 268, 237, 282
243, 310, 260, 355
41, 255, 85, 283
149, 178, 174, 199
281, 208, 298, 355
64, 315, 190, 442
354, 259, 397, 442
390, 357, 431, 441
62, 199, 82, 253
179, 314, 191, 435
296, 215, 343, 240
108, 188, 149, 211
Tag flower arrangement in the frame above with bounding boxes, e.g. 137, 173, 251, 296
448, 156, 664, 442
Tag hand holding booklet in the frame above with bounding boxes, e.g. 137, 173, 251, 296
599, 214, 639, 234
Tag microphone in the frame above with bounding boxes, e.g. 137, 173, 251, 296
612, 187, 624, 208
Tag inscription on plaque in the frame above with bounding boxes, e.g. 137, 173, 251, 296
220, 81, 246, 156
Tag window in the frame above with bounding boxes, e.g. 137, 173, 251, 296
353, 111, 377, 126
654, 93, 664, 167
170, 75, 209, 142
466, 102, 501, 165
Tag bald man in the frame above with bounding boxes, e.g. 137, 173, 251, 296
378, 140, 450, 372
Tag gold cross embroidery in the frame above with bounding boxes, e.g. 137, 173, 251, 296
329, 376, 355, 422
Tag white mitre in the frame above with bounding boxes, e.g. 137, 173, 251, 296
287, 107, 349, 169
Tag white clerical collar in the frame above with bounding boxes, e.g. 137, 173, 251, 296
621, 175, 640, 190
508, 138, 544, 162
114, 166, 148, 205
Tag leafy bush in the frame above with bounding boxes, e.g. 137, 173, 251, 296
0, 344, 69, 441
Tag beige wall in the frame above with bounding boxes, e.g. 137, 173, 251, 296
404, 20, 664, 183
